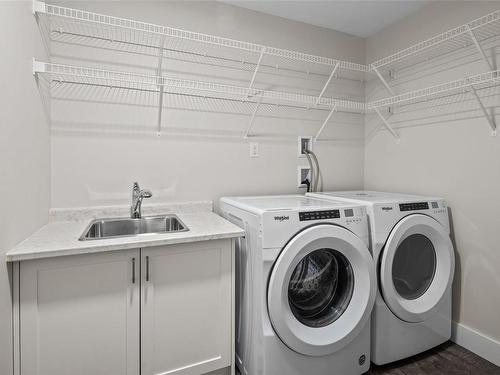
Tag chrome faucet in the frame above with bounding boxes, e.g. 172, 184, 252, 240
131, 182, 153, 218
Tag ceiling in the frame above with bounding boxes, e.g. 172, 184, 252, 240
221, 1, 430, 38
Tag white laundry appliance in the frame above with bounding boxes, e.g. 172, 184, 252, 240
219, 195, 376, 375
307, 191, 455, 365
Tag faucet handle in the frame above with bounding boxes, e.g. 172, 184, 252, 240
141, 190, 153, 199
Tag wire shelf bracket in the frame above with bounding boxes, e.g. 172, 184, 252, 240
244, 94, 263, 139
315, 63, 339, 106
314, 104, 338, 142
469, 84, 497, 136
372, 65, 396, 96
467, 24, 495, 72
374, 107, 400, 140
156, 35, 167, 136
247, 47, 266, 98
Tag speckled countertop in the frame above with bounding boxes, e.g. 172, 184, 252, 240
6, 202, 244, 262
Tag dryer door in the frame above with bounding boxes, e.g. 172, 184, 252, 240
267, 224, 376, 357
380, 214, 455, 323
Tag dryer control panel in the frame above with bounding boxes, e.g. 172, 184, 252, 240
399, 202, 429, 211
299, 210, 340, 221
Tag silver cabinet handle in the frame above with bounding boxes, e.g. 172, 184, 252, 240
132, 258, 136, 284
146, 256, 150, 282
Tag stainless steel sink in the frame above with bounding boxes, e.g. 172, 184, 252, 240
79, 215, 188, 240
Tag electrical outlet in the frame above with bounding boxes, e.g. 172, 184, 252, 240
298, 136, 313, 157
249, 142, 259, 158
297, 166, 311, 188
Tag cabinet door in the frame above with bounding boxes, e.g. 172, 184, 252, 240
20, 250, 140, 375
142, 240, 232, 375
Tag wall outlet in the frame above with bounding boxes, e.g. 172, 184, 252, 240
297, 166, 311, 188
298, 136, 313, 157
249, 142, 259, 158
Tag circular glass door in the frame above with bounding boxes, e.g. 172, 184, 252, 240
392, 234, 436, 300
288, 249, 354, 328
380, 214, 454, 323
267, 224, 376, 357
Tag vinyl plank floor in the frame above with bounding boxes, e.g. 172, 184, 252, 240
235, 342, 500, 375
367, 342, 500, 375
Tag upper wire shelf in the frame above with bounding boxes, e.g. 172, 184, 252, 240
33, 0, 367, 78
34, 0, 500, 81
33, 1, 500, 76
369, 9, 500, 72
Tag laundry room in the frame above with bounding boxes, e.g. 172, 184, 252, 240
1, 0, 500, 374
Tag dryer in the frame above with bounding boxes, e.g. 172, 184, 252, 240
307, 191, 455, 365
219, 195, 376, 375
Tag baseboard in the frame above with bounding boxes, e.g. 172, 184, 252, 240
451, 321, 500, 367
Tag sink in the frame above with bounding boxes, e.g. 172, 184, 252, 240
79, 215, 188, 240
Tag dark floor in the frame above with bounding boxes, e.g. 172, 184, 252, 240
367, 342, 500, 375
235, 342, 500, 374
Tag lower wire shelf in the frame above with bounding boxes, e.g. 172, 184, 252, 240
32, 60, 365, 113
33, 60, 500, 139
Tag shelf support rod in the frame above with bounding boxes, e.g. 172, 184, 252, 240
315, 104, 338, 142
315, 63, 339, 106
247, 47, 266, 98
374, 107, 400, 140
372, 65, 395, 96
244, 95, 263, 139
466, 25, 494, 72
469, 85, 497, 134
156, 35, 167, 136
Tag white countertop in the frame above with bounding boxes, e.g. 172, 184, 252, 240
6, 204, 244, 262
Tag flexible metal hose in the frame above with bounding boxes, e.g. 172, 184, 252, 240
304, 150, 321, 192
309, 150, 321, 192
304, 151, 314, 192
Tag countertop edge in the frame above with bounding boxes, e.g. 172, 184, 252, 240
6, 230, 244, 262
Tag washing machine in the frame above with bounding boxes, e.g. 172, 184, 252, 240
219, 195, 376, 375
307, 191, 455, 365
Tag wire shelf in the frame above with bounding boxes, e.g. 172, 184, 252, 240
368, 70, 500, 109
34, 0, 367, 79
370, 9, 500, 72
33, 60, 366, 113
35, 60, 500, 113
34, 1, 500, 77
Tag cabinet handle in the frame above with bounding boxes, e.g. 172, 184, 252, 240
146, 256, 150, 282
132, 258, 136, 284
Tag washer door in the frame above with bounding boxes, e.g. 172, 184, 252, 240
267, 224, 376, 357
380, 214, 455, 323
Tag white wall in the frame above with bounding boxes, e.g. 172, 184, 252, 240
50, 1, 366, 208
0, 2, 50, 374
365, 0, 500, 346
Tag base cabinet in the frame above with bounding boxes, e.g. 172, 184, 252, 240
141, 240, 232, 375
15, 239, 234, 375
19, 250, 140, 375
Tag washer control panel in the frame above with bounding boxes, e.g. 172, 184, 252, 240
299, 210, 340, 221
399, 202, 429, 211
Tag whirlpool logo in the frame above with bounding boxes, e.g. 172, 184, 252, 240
381, 206, 393, 212
274, 215, 290, 222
